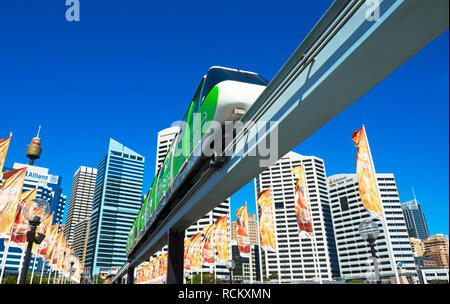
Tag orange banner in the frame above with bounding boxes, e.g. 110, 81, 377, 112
215, 216, 229, 264
36, 213, 54, 257
236, 205, 250, 258
352, 128, 383, 220
202, 224, 215, 266
9, 188, 37, 247
150, 259, 156, 281
52, 231, 63, 267
188, 232, 202, 271
257, 189, 276, 252
184, 238, 193, 271
291, 166, 314, 238
162, 253, 168, 280
0, 135, 11, 173
43, 224, 59, 260
0, 167, 27, 238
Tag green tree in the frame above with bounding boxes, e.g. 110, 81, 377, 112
430, 280, 448, 284
187, 273, 223, 284
347, 279, 365, 284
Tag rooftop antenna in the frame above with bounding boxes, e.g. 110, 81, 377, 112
412, 186, 417, 203
36, 125, 41, 138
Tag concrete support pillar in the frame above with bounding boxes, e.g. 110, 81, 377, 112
127, 265, 135, 284
167, 229, 184, 284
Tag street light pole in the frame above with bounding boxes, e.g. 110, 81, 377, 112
226, 260, 235, 285
359, 219, 381, 284
19, 216, 45, 284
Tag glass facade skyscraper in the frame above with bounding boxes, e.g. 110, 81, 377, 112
402, 199, 429, 241
84, 139, 145, 276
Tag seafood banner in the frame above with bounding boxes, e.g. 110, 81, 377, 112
236, 205, 250, 257
215, 216, 229, 264
257, 189, 276, 252
352, 128, 383, 220
291, 165, 314, 238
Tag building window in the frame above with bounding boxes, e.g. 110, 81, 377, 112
339, 196, 349, 212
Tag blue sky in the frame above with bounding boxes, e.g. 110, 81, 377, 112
0, 1, 448, 235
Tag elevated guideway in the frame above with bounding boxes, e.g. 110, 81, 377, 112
111, 0, 449, 283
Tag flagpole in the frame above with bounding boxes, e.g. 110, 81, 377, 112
304, 171, 322, 285
246, 202, 254, 284
39, 259, 46, 284
48, 231, 58, 284
31, 241, 42, 284
363, 125, 400, 284
16, 247, 26, 284
254, 188, 264, 283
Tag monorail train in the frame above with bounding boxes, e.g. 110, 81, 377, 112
126, 66, 268, 255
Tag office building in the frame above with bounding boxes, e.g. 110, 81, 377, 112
423, 234, 449, 269
254, 152, 339, 283
72, 217, 91, 265
155, 126, 179, 175
414, 256, 438, 269
231, 244, 261, 283
418, 268, 449, 284
85, 139, 145, 276
64, 166, 97, 246
402, 199, 429, 240
327, 173, 417, 282
410, 237, 425, 257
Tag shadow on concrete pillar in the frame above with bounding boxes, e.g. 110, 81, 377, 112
167, 229, 184, 284
127, 265, 135, 284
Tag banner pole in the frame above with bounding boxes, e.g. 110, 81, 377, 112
248, 208, 253, 284
363, 125, 400, 284
39, 259, 45, 284
30, 248, 38, 284
16, 248, 25, 284
254, 189, 264, 283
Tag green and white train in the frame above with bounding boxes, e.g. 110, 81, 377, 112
126, 66, 268, 256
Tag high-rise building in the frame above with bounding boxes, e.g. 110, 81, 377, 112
327, 173, 417, 282
64, 166, 97, 247
72, 217, 91, 266
410, 237, 426, 257
85, 139, 145, 276
402, 199, 430, 241
155, 126, 179, 175
254, 151, 339, 283
423, 234, 449, 269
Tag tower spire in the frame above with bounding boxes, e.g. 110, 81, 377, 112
26, 126, 43, 165
412, 186, 417, 203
